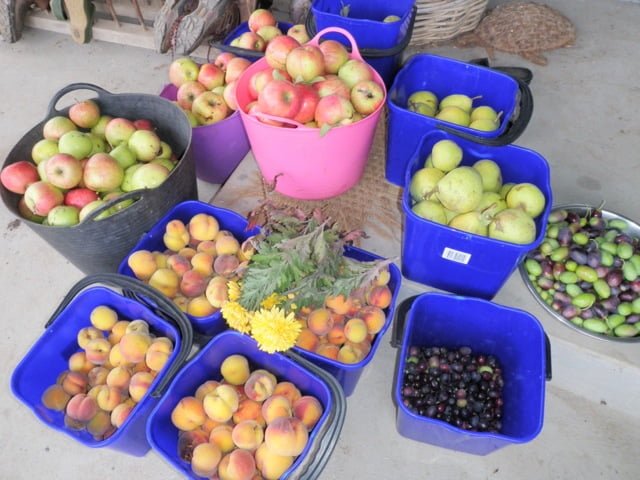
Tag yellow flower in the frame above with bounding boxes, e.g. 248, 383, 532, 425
227, 280, 242, 302
250, 307, 302, 354
260, 293, 284, 309
221, 301, 251, 334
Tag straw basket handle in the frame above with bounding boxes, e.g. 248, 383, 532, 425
307, 26, 364, 62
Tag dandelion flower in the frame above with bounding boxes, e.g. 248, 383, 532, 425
260, 293, 284, 310
227, 280, 242, 302
250, 307, 302, 354
221, 301, 251, 334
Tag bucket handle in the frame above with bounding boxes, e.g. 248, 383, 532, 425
307, 26, 363, 62
46, 83, 112, 117
77, 190, 146, 224
44, 273, 194, 397
248, 111, 311, 129
390, 295, 553, 381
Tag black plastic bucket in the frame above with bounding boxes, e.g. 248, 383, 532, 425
0, 83, 197, 274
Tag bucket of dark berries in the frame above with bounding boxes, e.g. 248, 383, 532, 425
391, 293, 552, 455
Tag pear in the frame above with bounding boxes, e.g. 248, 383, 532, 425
488, 208, 537, 244
409, 103, 436, 117
470, 106, 499, 122
409, 167, 445, 202
473, 159, 503, 192
408, 90, 438, 110
412, 200, 447, 225
436, 166, 483, 213
448, 211, 489, 236
500, 182, 516, 199
431, 140, 463, 172
435, 106, 470, 127
439, 94, 476, 113
424, 155, 433, 168
506, 183, 546, 218
475, 191, 507, 219
469, 119, 499, 132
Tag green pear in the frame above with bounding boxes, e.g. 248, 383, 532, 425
424, 154, 433, 168
411, 200, 447, 225
500, 182, 516, 199
469, 119, 499, 132
475, 191, 507, 219
409, 167, 445, 202
436, 166, 483, 213
435, 106, 470, 127
408, 90, 438, 111
506, 183, 546, 218
473, 159, 503, 192
439, 94, 476, 113
448, 211, 488, 236
408, 102, 436, 117
488, 208, 536, 244
470, 106, 499, 122
431, 139, 463, 172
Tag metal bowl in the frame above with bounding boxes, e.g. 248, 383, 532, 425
519, 204, 640, 343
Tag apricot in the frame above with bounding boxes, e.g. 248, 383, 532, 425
195, 380, 221, 401
108, 344, 128, 368
86, 410, 112, 439
314, 343, 339, 360
77, 326, 104, 349
127, 250, 158, 281
330, 311, 346, 326
108, 320, 130, 345
359, 305, 386, 335
295, 329, 319, 351
261, 395, 292, 425
154, 251, 169, 269
110, 402, 133, 428
232, 419, 264, 450
191, 442, 222, 477
293, 395, 323, 430
68, 351, 94, 374
66, 393, 98, 422
255, 442, 294, 480
205, 275, 229, 308
178, 429, 209, 463
132, 361, 151, 374
233, 398, 265, 427
191, 252, 215, 277
85, 337, 112, 365
145, 337, 173, 372
129, 371, 154, 403
264, 417, 308, 456
325, 294, 352, 315
167, 253, 191, 277
197, 239, 217, 256
343, 318, 368, 343
189, 213, 220, 241
180, 269, 208, 297
178, 247, 197, 259
214, 254, 240, 277
327, 324, 346, 346
119, 332, 152, 364
104, 366, 130, 391
187, 295, 217, 317
163, 219, 190, 252
87, 366, 110, 387
171, 396, 206, 431
366, 285, 392, 309
203, 384, 239, 423
209, 424, 235, 454
125, 319, 150, 335
338, 343, 364, 364
60, 371, 88, 396
215, 231, 240, 255
272, 382, 302, 405
220, 354, 251, 386
90, 305, 119, 331
96, 386, 123, 411
306, 308, 334, 336
218, 449, 256, 480
349, 339, 371, 357
148, 268, 180, 298
41, 384, 71, 411
87, 385, 104, 399
201, 417, 224, 436
244, 370, 277, 402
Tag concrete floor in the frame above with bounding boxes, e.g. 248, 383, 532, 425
1, 0, 639, 478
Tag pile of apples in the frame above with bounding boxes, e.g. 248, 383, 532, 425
407, 90, 503, 132
0, 100, 177, 227
227, 8, 311, 51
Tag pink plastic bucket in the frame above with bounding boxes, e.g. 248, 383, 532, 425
160, 85, 250, 184
234, 27, 387, 200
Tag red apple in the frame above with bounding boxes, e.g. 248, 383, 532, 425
133, 119, 155, 131
265, 35, 300, 70
293, 83, 320, 124
169, 57, 200, 87
128, 130, 162, 162
68, 99, 101, 129
104, 118, 136, 147
313, 75, 351, 99
23, 181, 64, 216
44, 153, 83, 189
248, 68, 291, 100
214, 52, 235, 72
65, 187, 99, 210
177, 80, 207, 110
256, 25, 282, 43
287, 24, 310, 44
191, 91, 229, 125
248, 102, 283, 127
318, 40, 350, 74
225, 57, 252, 84
1, 161, 40, 194
237, 31, 266, 51
285, 45, 325, 82
338, 59, 373, 89
83, 153, 125, 192
223, 81, 238, 111
248, 8, 276, 33
42, 116, 77, 142
258, 79, 302, 119
351, 79, 385, 115
197, 63, 225, 90
315, 94, 355, 127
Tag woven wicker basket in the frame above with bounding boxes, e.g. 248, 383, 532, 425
411, 0, 488, 45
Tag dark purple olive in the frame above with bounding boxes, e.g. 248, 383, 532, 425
562, 305, 580, 319
569, 249, 588, 265
554, 292, 572, 304
587, 251, 601, 268
566, 212, 580, 223
601, 297, 620, 312
615, 234, 634, 244
626, 314, 640, 325
619, 291, 636, 302
553, 263, 566, 279
557, 227, 573, 246
593, 304, 608, 318
537, 277, 554, 290
631, 280, 640, 293
610, 286, 620, 297
532, 252, 544, 262
595, 265, 609, 278
592, 209, 603, 218
607, 270, 624, 287
580, 308, 595, 320
620, 283, 630, 292
613, 258, 624, 268
551, 300, 564, 311
579, 281, 592, 290
542, 262, 554, 278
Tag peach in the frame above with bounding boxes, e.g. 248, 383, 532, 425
127, 250, 158, 280
218, 449, 256, 480
261, 395, 292, 425
191, 442, 222, 477
163, 219, 190, 252
77, 326, 104, 349
125, 319, 150, 334
90, 305, 119, 331
343, 318, 367, 343
41, 384, 71, 411
85, 337, 112, 365
105, 365, 131, 391
171, 396, 206, 431
87, 409, 113, 439
189, 213, 220, 241
132, 361, 151, 374
366, 285, 392, 309
180, 269, 207, 297
330, 311, 346, 326
293, 396, 323, 430
214, 254, 240, 277
233, 398, 265, 427
209, 424, 235, 454
325, 294, 352, 315
167, 253, 191, 277
215, 231, 240, 255
272, 382, 302, 405
119, 332, 152, 364
306, 308, 334, 336
145, 337, 173, 372
201, 417, 224, 436
203, 384, 240, 422
255, 442, 294, 480
59, 371, 88, 396
66, 393, 98, 422
359, 305, 386, 335
108, 343, 128, 368
295, 329, 319, 351
197, 240, 217, 256
349, 339, 371, 357
148, 268, 180, 298
191, 252, 214, 277
87, 384, 104, 399
68, 351, 94, 374
111, 402, 134, 428
327, 324, 346, 345
154, 251, 169, 269
87, 366, 110, 387
244, 370, 277, 402
96, 385, 123, 411
178, 429, 209, 463
129, 371, 154, 403
64, 414, 86, 431
195, 380, 221, 401
232, 419, 264, 450
205, 275, 229, 308
337, 343, 365, 364
220, 354, 251, 386
108, 320, 130, 345
314, 343, 339, 360
187, 295, 217, 317
178, 247, 197, 259
264, 417, 308, 456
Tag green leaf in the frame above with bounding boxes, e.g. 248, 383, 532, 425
340, 2, 350, 17
272, 69, 286, 81
319, 123, 332, 137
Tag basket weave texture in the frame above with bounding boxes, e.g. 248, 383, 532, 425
411, 0, 489, 45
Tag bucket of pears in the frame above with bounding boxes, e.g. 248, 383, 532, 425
385, 53, 534, 186
0, 83, 197, 275
10, 274, 195, 457
401, 130, 552, 299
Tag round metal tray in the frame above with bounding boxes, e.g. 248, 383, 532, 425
519, 204, 640, 343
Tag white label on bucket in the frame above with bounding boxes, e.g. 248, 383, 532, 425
442, 247, 471, 264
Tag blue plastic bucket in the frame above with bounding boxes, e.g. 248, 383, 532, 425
146, 330, 345, 479
292, 246, 402, 396
401, 130, 552, 299
217, 21, 294, 61
386, 54, 533, 185
118, 200, 259, 336
393, 293, 550, 456
10, 282, 187, 457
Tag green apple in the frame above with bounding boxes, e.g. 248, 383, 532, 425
152, 158, 175, 172
47, 205, 80, 226
121, 164, 143, 192
128, 130, 162, 162
157, 141, 173, 160
58, 131, 93, 160
31, 139, 59, 165
109, 143, 137, 169
129, 163, 170, 190
91, 115, 113, 139
79, 199, 111, 222
87, 133, 108, 156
